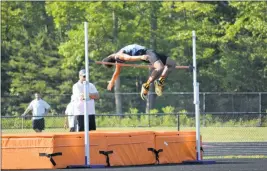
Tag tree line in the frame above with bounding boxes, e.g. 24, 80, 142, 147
1, 1, 267, 116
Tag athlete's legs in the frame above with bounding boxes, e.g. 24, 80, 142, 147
147, 60, 165, 83
140, 50, 164, 100
158, 57, 176, 84
154, 57, 176, 96
141, 60, 164, 100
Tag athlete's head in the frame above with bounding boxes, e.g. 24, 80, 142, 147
102, 54, 116, 68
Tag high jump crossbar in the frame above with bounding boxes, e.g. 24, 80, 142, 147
95, 61, 193, 70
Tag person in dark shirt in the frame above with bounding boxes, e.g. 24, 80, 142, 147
102, 44, 176, 100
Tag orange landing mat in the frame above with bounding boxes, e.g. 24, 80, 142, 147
1, 130, 200, 169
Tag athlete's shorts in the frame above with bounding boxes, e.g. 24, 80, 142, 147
145, 49, 168, 65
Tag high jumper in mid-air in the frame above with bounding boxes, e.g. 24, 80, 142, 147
102, 44, 177, 100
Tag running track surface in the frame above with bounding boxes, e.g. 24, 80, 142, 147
2, 159, 267, 171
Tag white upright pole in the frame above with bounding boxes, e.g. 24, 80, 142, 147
192, 30, 201, 160
83, 22, 90, 166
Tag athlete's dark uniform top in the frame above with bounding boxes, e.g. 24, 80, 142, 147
116, 44, 168, 65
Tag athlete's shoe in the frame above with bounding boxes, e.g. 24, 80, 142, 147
154, 80, 164, 96
140, 83, 149, 100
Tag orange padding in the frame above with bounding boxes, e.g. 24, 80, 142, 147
1, 130, 200, 169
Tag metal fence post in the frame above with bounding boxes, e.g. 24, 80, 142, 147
259, 93, 262, 127
231, 94, 234, 112
177, 112, 180, 131
22, 117, 24, 129
202, 93, 206, 127
148, 112, 151, 127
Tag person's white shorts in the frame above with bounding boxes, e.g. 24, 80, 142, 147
68, 115, 77, 128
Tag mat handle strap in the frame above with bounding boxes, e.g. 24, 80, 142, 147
195, 146, 204, 152
39, 152, 62, 166
148, 148, 163, 164
99, 151, 113, 167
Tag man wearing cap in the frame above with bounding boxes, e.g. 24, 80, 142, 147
72, 69, 99, 131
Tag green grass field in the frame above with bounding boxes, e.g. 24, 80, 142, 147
2, 127, 267, 142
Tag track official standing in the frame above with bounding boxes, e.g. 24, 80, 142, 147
72, 69, 99, 131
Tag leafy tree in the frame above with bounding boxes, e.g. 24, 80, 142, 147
2, 2, 63, 115
220, 1, 267, 91
2, 1, 267, 116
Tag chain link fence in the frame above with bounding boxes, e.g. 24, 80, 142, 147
2, 92, 267, 157
1, 92, 267, 137
2, 92, 267, 115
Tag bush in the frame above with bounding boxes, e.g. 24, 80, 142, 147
148, 109, 160, 126
161, 106, 176, 126
2, 110, 267, 130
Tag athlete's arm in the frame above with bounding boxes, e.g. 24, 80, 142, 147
116, 52, 148, 62
112, 64, 121, 82
107, 64, 121, 90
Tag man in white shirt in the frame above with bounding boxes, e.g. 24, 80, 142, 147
72, 69, 99, 131
22, 93, 50, 133
64, 95, 77, 132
